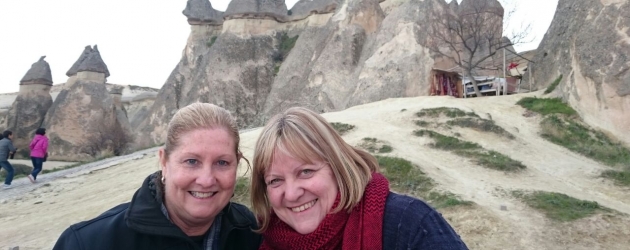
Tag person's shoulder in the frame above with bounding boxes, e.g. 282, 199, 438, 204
385, 192, 435, 221
54, 203, 131, 249
383, 192, 469, 249
66, 203, 130, 234
225, 202, 257, 228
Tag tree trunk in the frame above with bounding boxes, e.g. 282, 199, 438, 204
466, 70, 482, 97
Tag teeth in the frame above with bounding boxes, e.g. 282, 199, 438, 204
191, 191, 216, 198
291, 199, 317, 212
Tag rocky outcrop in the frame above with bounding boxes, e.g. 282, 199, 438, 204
77, 45, 110, 78
528, 0, 630, 145
288, 0, 339, 21
66, 46, 92, 77
5, 56, 54, 153
183, 0, 224, 25
263, 0, 385, 116
224, 0, 288, 21
132, 20, 275, 147
347, 0, 445, 107
43, 46, 125, 160
20, 56, 53, 85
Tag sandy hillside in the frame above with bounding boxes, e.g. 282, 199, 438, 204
1, 91, 629, 249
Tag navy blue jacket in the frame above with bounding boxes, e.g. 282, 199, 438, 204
383, 192, 469, 249
52, 174, 261, 250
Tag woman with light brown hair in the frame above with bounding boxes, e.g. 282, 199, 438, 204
251, 107, 468, 250
54, 103, 261, 250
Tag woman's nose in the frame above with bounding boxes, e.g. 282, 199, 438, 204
196, 167, 217, 187
283, 180, 304, 201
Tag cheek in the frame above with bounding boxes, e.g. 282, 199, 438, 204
266, 188, 283, 208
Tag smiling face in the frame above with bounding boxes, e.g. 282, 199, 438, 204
159, 128, 238, 233
265, 151, 339, 234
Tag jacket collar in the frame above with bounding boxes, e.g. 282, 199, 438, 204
125, 172, 256, 240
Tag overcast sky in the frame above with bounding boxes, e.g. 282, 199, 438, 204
0, 0, 557, 94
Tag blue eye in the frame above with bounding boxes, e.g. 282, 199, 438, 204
184, 159, 198, 165
267, 179, 281, 186
300, 169, 314, 176
217, 160, 229, 166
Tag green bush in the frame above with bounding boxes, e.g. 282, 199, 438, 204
513, 191, 606, 221
377, 156, 471, 209
516, 97, 577, 116
330, 122, 355, 135
206, 36, 218, 47
544, 75, 563, 94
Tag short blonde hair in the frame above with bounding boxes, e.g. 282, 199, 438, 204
251, 107, 379, 232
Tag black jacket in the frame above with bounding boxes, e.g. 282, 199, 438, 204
53, 174, 262, 250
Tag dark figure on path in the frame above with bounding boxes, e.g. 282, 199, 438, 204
0, 130, 17, 189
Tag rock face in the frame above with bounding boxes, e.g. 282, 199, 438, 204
529, 0, 630, 145
5, 57, 54, 153
288, 0, 340, 20
224, 0, 288, 21
347, 0, 445, 107
43, 46, 128, 160
132, 19, 275, 147
183, 0, 224, 25
133, 0, 512, 149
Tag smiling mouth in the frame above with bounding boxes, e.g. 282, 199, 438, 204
290, 199, 318, 212
190, 191, 217, 198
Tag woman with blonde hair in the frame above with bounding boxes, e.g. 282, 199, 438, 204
251, 107, 468, 249
54, 103, 261, 250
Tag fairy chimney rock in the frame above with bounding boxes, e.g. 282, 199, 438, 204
224, 0, 288, 21
77, 45, 110, 80
66, 46, 92, 77
288, 0, 339, 21
20, 56, 53, 86
183, 0, 224, 25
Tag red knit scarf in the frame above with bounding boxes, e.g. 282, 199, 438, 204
260, 173, 390, 250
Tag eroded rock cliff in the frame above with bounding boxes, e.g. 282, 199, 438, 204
530, 0, 630, 144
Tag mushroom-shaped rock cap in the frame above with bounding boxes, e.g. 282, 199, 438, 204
224, 0, 288, 21
288, 0, 339, 20
183, 0, 224, 25
77, 45, 110, 78
459, 0, 504, 14
20, 56, 53, 85
66, 45, 92, 77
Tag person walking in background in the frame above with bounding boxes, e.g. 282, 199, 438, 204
0, 130, 17, 189
28, 128, 48, 183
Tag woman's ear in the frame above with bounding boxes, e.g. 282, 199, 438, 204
158, 148, 167, 175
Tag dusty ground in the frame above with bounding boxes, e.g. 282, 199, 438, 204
8, 159, 77, 171
1, 91, 629, 249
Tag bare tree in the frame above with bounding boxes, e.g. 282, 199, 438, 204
429, 0, 530, 97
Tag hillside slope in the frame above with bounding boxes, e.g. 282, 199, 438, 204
1, 92, 629, 249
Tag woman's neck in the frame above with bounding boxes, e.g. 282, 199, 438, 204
169, 212, 215, 236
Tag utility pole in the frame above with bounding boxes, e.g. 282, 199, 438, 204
503, 48, 507, 96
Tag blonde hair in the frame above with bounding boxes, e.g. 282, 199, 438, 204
251, 107, 379, 232
157, 103, 248, 196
